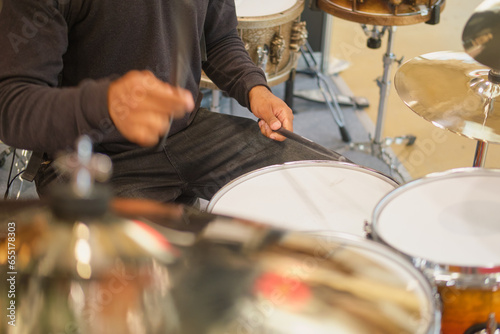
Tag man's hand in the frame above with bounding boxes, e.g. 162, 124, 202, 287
108, 70, 195, 146
249, 85, 293, 141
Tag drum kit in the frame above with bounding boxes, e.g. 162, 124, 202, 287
2, 1, 500, 334
2, 138, 500, 333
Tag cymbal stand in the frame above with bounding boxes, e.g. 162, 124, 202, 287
298, 41, 351, 143
349, 25, 415, 182
1, 146, 31, 199
473, 140, 489, 167
0, 146, 14, 167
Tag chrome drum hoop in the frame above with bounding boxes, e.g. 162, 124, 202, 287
370, 167, 500, 289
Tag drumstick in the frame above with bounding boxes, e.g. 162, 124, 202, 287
276, 127, 350, 162
155, 0, 193, 151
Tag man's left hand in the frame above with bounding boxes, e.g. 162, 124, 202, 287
249, 85, 293, 142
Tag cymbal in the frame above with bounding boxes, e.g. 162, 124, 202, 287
462, 0, 500, 70
394, 51, 500, 143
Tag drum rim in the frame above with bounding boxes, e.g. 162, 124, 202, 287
207, 160, 399, 212
281, 230, 439, 333
236, 0, 305, 28
200, 53, 300, 89
316, 0, 446, 26
370, 167, 500, 284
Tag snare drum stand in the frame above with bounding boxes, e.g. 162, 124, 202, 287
349, 25, 415, 182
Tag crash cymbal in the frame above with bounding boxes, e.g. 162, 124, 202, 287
394, 51, 500, 143
462, 0, 500, 70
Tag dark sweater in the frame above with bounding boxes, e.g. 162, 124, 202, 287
0, 0, 268, 154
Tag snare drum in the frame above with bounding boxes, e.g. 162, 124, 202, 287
317, 0, 445, 26
370, 168, 500, 334
201, 0, 306, 89
208, 161, 398, 237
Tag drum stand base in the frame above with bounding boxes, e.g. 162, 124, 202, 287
348, 135, 413, 183
293, 41, 352, 143
348, 26, 416, 183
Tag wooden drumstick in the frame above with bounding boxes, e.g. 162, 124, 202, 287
276, 127, 351, 162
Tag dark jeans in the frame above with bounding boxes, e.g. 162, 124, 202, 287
36, 109, 347, 204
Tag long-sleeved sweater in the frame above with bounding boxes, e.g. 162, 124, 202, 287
0, 0, 268, 154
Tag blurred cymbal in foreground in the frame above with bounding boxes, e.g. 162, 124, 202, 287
394, 51, 500, 143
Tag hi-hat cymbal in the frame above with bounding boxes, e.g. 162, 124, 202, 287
462, 0, 500, 70
394, 51, 500, 143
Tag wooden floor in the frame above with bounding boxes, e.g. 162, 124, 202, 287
327, 0, 499, 180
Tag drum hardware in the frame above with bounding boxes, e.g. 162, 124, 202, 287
0, 145, 14, 167
347, 25, 415, 183
2, 147, 32, 199
295, 40, 352, 142
270, 34, 286, 69
256, 44, 270, 72
290, 20, 308, 52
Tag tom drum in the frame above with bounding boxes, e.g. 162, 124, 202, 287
316, 0, 445, 26
370, 168, 500, 334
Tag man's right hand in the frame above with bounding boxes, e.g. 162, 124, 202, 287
108, 70, 194, 147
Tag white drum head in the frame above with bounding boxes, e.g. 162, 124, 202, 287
373, 168, 500, 268
235, 0, 297, 17
208, 161, 398, 237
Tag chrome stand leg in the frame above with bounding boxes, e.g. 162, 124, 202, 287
349, 26, 415, 183
0, 146, 14, 167
473, 140, 488, 167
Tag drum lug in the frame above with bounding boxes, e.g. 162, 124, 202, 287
270, 34, 286, 65
415, 4, 429, 16
363, 220, 373, 239
256, 44, 269, 72
290, 21, 308, 53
